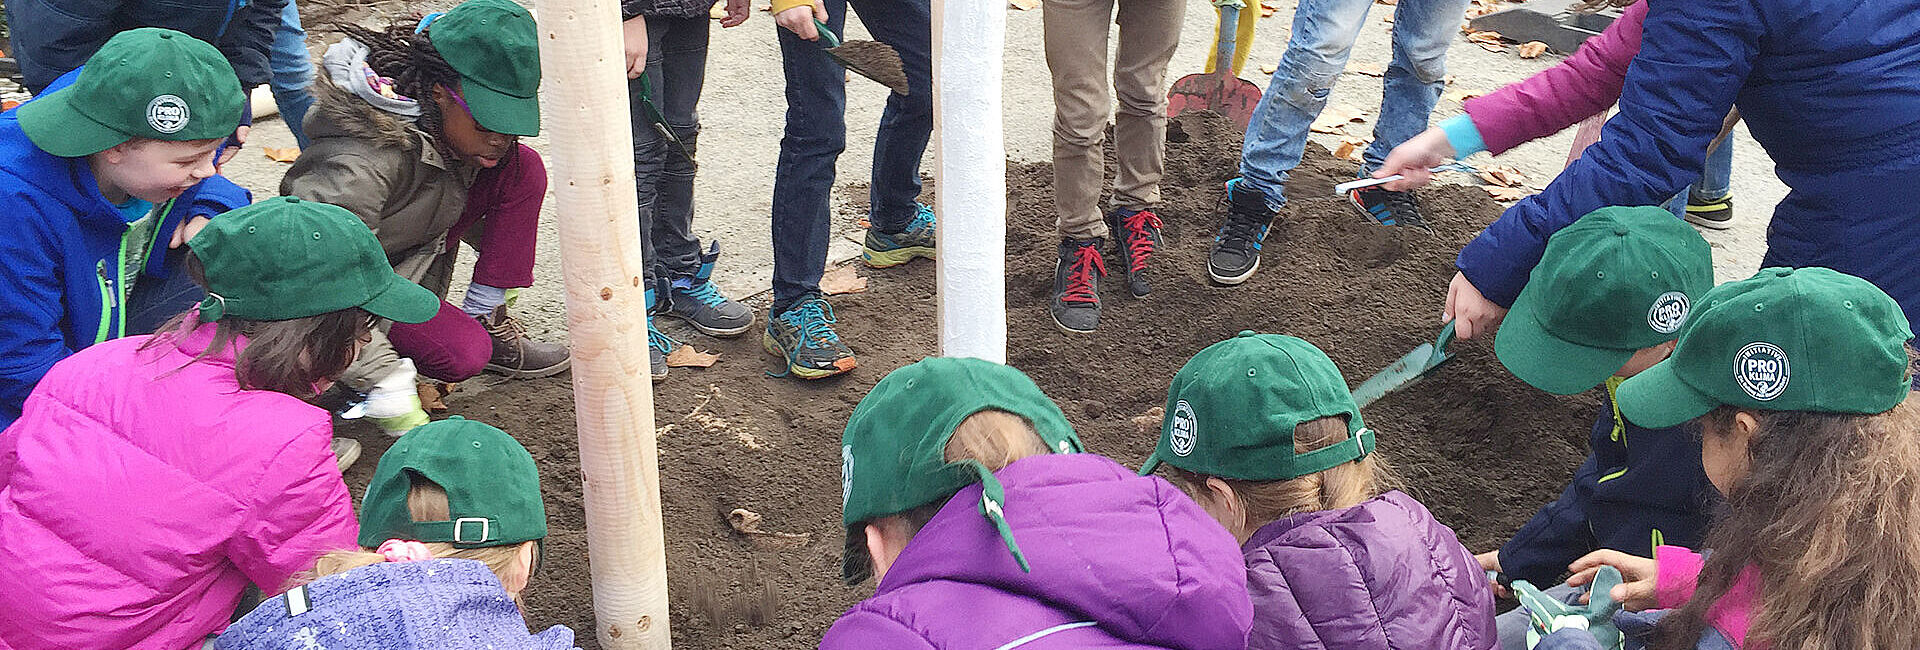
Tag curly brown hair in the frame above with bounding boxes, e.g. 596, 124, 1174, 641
331, 19, 463, 153
1656, 393, 1920, 650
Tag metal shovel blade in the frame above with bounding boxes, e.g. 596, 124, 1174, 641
1352, 321, 1458, 408
1168, 1, 1262, 130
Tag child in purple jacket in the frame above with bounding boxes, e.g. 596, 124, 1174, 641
823, 357, 1252, 649
1142, 332, 1496, 649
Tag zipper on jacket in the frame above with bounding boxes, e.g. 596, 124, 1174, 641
1604, 377, 1628, 446
114, 231, 130, 338
93, 260, 116, 344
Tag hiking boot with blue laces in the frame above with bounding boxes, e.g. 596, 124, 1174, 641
1208, 178, 1277, 286
862, 203, 937, 268
667, 241, 753, 337
764, 296, 857, 379
646, 288, 678, 383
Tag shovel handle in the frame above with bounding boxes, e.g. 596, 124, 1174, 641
1213, 1, 1245, 70
812, 18, 842, 48
1434, 320, 1457, 354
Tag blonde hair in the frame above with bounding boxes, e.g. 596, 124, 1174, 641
877, 410, 1053, 536
1163, 416, 1398, 526
304, 476, 533, 597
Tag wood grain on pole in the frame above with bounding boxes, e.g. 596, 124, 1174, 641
533, 0, 672, 646
932, 0, 1010, 361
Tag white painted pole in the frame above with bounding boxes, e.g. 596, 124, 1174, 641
932, 0, 1009, 362
534, 0, 672, 647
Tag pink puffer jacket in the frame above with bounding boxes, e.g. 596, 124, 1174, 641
0, 321, 356, 650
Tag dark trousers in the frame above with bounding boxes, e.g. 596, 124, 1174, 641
629, 14, 709, 286
4, 0, 234, 92
769, 0, 932, 312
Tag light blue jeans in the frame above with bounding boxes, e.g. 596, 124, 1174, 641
1662, 137, 1734, 217
1238, 0, 1470, 211
270, 0, 316, 148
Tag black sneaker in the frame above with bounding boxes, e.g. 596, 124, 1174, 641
1051, 238, 1106, 333
1684, 195, 1734, 230
1107, 208, 1163, 298
1209, 178, 1277, 285
1347, 184, 1430, 232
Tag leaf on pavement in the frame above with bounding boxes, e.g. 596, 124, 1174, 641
1310, 105, 1368, 134
1334, 137, 1369, 162
820, 265, 869, 295
1260, 1, 1279, 16
1486, 186, 1534, 201
1010, 0, 1040, 9
263, 147, 301, 163
665, 345, 720, 368
1443, 87, 1485, 102
1517, 41, 1548, 58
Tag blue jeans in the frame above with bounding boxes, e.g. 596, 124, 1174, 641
1662, 138, 1734, 217
269, 0, 316, 148
770, 0, 932, 313
1237, 0, 1468, 211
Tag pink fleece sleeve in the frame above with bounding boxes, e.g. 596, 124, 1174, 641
1461, 1, 1648, 155
1653, 544, 1704, 610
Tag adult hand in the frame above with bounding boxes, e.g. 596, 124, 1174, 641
622, 15, 649, 79
1475, 550, 1511, 598
1443, 271, 1507, 339
170, 216, 211, 249
1567, 550, 1660, 611
720, 0, 751, 27
775, 1, 827, 40
1375, 127, 1455, 191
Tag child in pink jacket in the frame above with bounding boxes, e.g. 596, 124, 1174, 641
0, 197, 439, 650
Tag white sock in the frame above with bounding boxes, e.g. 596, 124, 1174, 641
461, 283, 509, 317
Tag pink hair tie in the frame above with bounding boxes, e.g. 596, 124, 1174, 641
377, 539, 434, 563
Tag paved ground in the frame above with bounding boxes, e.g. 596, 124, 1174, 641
210, 0, 1784, 345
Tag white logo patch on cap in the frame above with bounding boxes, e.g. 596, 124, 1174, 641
1735, 342, 1790, 401
1648, 291, 1690, 334
840, 444, 854, 504
146, 95, 190, 134
1169, 400, 1198, 457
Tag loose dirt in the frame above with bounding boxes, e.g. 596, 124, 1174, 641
339, 111, 1596, 649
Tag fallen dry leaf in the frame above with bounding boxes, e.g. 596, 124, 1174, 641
756, 2, 770, 11
1467, 0, 1503, 18
1517, 41, 1548, 58
1347, 61, 1386, 77
1009, 0, 1040, 9
1260, 63, 1278, 75
1, 100, 18, 112
820, 265, 868, 295
1477, 166, 1526, 187
1486, 186, 1534, 201
262, 147, 300, 163
1334, 137, 1370, 162
1443, 87, 1485, 102
1130, 407, 1165, 436
1381, 13, 1394, 23
1467, 31, 1506, 52
1376, 0, 1397, 5
665, 345, 720, 368
1260, 1, 1279, 16
709, 0, 726, 18
416, 382, 458, 412
728, 508, 811, 549
1310, 105, 1368, 134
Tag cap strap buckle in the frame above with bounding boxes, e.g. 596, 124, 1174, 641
452, 517, 493, 544
197, 292, 228, 321
1291, 426, 1377, 475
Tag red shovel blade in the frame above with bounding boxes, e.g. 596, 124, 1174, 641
1168, 71, 1263, 131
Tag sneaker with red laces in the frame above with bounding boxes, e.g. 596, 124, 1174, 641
1051, 238, 1105, 333
1107, 208, 1163, 298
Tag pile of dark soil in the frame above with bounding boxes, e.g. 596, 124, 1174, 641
340, 111, 1595, 649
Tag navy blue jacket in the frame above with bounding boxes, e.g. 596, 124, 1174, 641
0, 69, 250, 428
1457, 0, 1920, 332
1499, 385, 1719, 585
6, 0, 284, 93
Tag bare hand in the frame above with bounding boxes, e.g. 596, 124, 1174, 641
775, 1, 827, 40
622, 15, 649, 79
720, 0, 751, 27
1443, 271, 1507, 339
1376, 127, 1455, 191
1475, 550, 1510, 598
1567, 550, 1660, 611
171, 216, 211, 249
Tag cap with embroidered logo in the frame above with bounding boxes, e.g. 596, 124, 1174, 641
17, 28, 244, 157
1139, 331, 1374, 480
1616, 267, 1913, 429
1495, 206, 1714, 395
359, 417, 548, 548
839, 357, 1083, 585
187, 196, 439, 324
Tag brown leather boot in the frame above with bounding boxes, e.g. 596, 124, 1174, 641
479, 306, 571, 378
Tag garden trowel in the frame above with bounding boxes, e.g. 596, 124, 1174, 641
812, 19, 909, 95
1352, 321, 1456, 408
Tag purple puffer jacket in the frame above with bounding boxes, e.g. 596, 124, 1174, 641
821, 454, 1253, 650
1243, 491, 1495, 650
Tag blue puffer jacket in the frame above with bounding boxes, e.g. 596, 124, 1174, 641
1499, 385, 1720, 585
0, 69, 251, 428
1457, 0, 1920, 332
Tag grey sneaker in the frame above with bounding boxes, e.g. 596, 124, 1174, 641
667, 241, 753, 337
331, 437, 362, 472
648, 315, 676, 384
1051, 238, 1105, 334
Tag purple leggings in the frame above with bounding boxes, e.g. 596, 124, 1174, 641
387, 145, 547, 382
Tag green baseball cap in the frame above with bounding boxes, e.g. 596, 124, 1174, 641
1139, 332, 1375, 481
17, 28, 243, 157
1496, 206, 1714, 394
1617, 267, 1914, 429
188, 196, 439, 324
839, 357, 1083, 585
359, 416, 549, 548
429, 0, 541, 137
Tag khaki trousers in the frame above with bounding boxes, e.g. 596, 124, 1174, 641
1044, 0, 1186, 240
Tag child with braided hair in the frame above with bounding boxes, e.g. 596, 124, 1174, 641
282, 0, 568, 437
